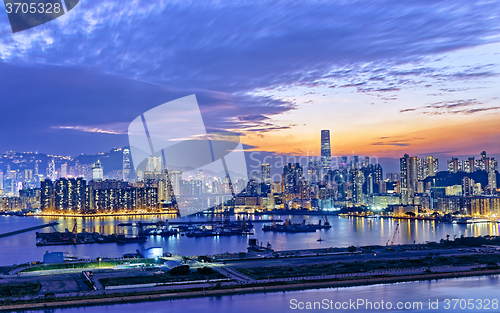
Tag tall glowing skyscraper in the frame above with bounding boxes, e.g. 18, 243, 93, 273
147, 156, 162, 172
123, 148, 131, 181
60, 163, 68, 178
320, 130, 331, 179
352, 170, 364, 204
400, 154, 418, 205
261, 164, 271, 184
488, 169, 497, 195
92, 160, 104, 181
47, 159, 56, 181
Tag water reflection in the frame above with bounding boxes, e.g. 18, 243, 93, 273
1, 215, 499, 265
26, 275, 500, 313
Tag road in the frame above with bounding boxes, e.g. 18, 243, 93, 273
226, 248, 499, 268
0, 247, 498, 302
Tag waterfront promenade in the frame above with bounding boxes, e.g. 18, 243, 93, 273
1, 238, 500, 311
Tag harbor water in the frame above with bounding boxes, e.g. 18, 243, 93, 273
23, 275, 500, 313
0, 214, 499, 266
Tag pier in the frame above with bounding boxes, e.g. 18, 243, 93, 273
116, 219, 282, 227
0, 222, 59, 238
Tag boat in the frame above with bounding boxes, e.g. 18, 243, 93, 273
317, 238, 323, 242
453, 217, 490, 224
142, 228, 178, 236
185, 226, 253, 237
262, 218, 330, 233
115, 235, 148, 244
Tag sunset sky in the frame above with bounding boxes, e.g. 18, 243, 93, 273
1, 0, 500, 172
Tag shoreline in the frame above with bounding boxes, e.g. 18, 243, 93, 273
2, 269, 500, 311
29, 213, 178, 218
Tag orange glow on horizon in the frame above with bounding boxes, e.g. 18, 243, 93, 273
241, 113, 500, 158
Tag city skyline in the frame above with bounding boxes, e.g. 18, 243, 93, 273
3, 128, 500, 217
2, 2, 500, 310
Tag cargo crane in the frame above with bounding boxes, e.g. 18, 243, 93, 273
50, 222, 59, 233
319, 214, 331, 228
271, 211, 277, 229
386, 223, 399, 250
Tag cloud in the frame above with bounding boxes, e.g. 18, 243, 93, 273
426, 99, 482, 109
399, 108, 417, 113
1, 0, 500, 154
400, 98, 500, 115
373, 142, 409, 147
2, 0, 500, 92
52, 125, 127, 135
455, 106, 500, 114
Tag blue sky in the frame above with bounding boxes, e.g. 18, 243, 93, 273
1, 0, 500, 172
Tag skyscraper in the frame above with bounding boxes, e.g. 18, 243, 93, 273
400, 154, 418, 205
47, 159, 56, 181
488, 169, 497, 195
40, 179, 53, 211
147, 156, 162, 172
283, 163, 302, 194
421, 156, 438, 179
307, 159, 320, 184
466, 157, 475, 173
261, 164, 271, 184
320, 130, 331, 179
447, 157, 462, 173
374, 163, 383, 186
123, 148, 131, 181
367, 173, 373, 195
352, 170, 364, 204
169, 170, 182, 196
60, 163, 68, 178
92, 161, 104, 181
462, 177, 474, 197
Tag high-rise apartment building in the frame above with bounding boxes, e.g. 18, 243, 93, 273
488, 169, 497, 195
54, 177, 86, 213
147, 156, 162, 172
400, 154, 418, 205
40, 179, 53, 211
352, 170, 364, 204
169, 170, 182, 196
307, 159, 320, 184
423, 156, 438, 178
374, 163, 383, 185
60, 163, 68, 178
261, 164, 271, 184
462, 177, 474, 197
447, 158, 463, 173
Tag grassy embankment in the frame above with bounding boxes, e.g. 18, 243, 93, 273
0, 283, 41, 297
20, 258, 158, 273
238, 254, 500, 279
100, 267, 225, 287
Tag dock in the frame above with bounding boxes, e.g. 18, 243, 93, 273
116, 219, 282, 227
0, 222, 59, 238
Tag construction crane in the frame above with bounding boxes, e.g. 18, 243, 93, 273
386, 223, 400, 250
320, 214, 330, 227
271, 211, 277, 229
50, 222, 59, 233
